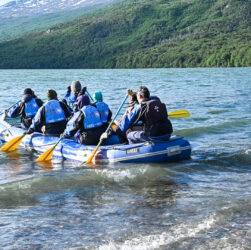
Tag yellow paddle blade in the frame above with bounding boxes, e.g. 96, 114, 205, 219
1, 134, 25, 152
35, 138, 62, 162
36, 145, 56, 162
37, 160, 53, 169
86, 140, 102, 164
168, 110, 190, 118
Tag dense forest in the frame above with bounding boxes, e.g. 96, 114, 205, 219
0, 0, 250, 68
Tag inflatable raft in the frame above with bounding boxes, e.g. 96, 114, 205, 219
0, 115, 191, 164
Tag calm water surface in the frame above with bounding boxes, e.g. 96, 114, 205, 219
0, 68, 250, 249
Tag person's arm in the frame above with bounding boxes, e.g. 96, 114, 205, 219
64, 89, 76, 106
131, 103, 145, 125
64, 111, 82, 137
118, 105, 141, 133
59, 101, 72, 119
108, 109, 112, 123
121, 106, 133, 121
72, 102, 78, 113
6, 101, 22, 118
35, 98, 44, 107
27, 106, 45, 133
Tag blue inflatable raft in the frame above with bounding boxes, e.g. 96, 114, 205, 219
0, 115, 191, 164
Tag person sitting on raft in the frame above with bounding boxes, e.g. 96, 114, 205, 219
117, 90, 139, 122
102, 86, 173, 144
75, 87, 91, 111
61, 94, 104, 145
63, 80, 82, 111
92, 91, 112, 132
115, 90, 141, 123
113, 90, 142, 143
26, 89, 71, 136
5, 88, 43, 129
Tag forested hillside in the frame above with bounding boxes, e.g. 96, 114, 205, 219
0, 0, 250, 68
0, 1, 120, 42
0, 6, 103, 42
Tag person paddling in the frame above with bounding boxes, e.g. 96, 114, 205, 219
63, 80, 82, 111
26, 89, 71, 136
114, 90, 142, 130
122, 90, 139, 119
5, 88, 43, 129
61, 94, 103, 145
101, 86, 173, 144
92, 91, 112, 132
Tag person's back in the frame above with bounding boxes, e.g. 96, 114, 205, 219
22, 93, 43, 128
27, 89, 71, 136
81, 105, 102, 129
64, 80, 82, 111
76, 87, 90, 111
75, 104, 103, 145
93, 91, 112, 130
127, 86, 173, 143
63, 98, 103, 145
96, 101, 109, 122
140, 97, 172, 136
43, 99, 68, 135
106, 86, 173, 144
6, 88, 43, 129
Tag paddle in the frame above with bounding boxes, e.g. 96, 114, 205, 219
0, 101, 27, 152
35, 138, 62, 162
86, 90, 94, 102
168, 110, 190, 118
0, 100, 21, 116
1, 133, 26, 152
35, 89, 94, 162
35, 89, 96, 162
33, 109, 188, 161
85, 93, 129, 164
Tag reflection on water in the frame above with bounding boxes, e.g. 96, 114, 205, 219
36, 160, 53, 170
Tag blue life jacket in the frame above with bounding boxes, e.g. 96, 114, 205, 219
25, 98, 40, 117
64, 92, 77, 106
45, 100, 66, 124
95, 101, 109, 123
81, 105, 102, 129
64, 111, 82, 137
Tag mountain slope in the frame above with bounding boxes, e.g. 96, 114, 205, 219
0, 0, 120, 18
0, 0, 121, 42
0, 0, 250, 68
0, 4, 110, 42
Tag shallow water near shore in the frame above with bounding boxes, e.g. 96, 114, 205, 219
0, 68, 250, 249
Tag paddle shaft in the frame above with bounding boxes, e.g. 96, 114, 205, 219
35, 138, 62, 162
85, 94, 128, 164
0, 100, 21, 116
105, 95, 128, 133
50, 138, 62, 152
86, 90, 94, 102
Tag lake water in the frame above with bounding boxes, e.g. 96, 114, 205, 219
0, 68, 250, 249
